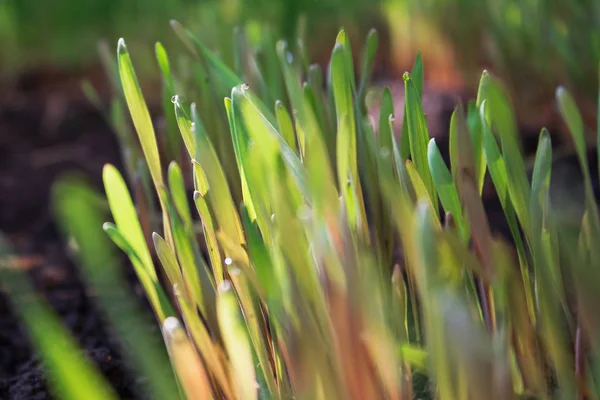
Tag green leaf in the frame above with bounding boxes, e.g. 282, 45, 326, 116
378, 87, 394, 152
103, 165, 155, 279
117, 39, 163, 188
193, 190, 224, 286
403, 72, 436, 205
275, 100, 298, 154
400, 53, 424, 161
357, 28, 378, 113
157, 186, 214, 319
188, 102, 245, 247
152, 232, 184, 293
479, 73, 530, 235
168, 161, 192, 228
428, 139, 468, 239
156, 42, 182, 164
466, 101, 486, 193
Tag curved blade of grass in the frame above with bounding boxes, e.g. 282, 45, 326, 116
478, 72, 530, 233
218, 281, 258, 400
480, 102, 534, 317
103, 164, 172, 321
529, 129, 576, 395
117, 39, 162, 188
117, 39, 172, 245
403, 72, 436, 205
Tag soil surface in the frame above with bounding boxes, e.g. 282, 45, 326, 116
0, 68, 149, 399
0, 66, 588, 399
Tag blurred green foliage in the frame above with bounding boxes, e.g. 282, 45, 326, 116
409, 0, 600, 100
0, 0, 380, 72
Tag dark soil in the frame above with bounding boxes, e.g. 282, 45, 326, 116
0, 68, 148, 399
0, 66, 588, 399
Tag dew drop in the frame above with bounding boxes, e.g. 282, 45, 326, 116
241, 83, 250, 92
219, 280, 232, 292
402, 72, 410, 82
171, 95, 179, 104
287, 52, 293, 64
191, 122, 195, 133
224, 257, 233, 266
163, 316, 181, 334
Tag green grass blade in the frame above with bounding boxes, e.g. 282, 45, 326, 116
478, 73, 530, 234
467, 101, 486, 193
357, 28, 378, 114
275, 100, 298, 154
157, 186, 213, 319
331, 41, 368, 237
403, 72, 437, 205
400, 53, 424, 161
168, 161, 193, 228
117, 39, 163, 188
187, 102, 245, 247
193, 190, 224, 286
428, 138, 468, 239
153, 232, 185, 293
556, 86, 600, 232
172, 95, 196, 159
103, 164, 173, 321
378, 87, 394, 152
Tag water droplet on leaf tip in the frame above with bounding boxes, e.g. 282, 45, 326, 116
171, 95, 179, 104
224, 257, 233, 266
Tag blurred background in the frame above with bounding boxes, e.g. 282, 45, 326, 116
3, 0, 599, 234
1, 0, 599, 397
